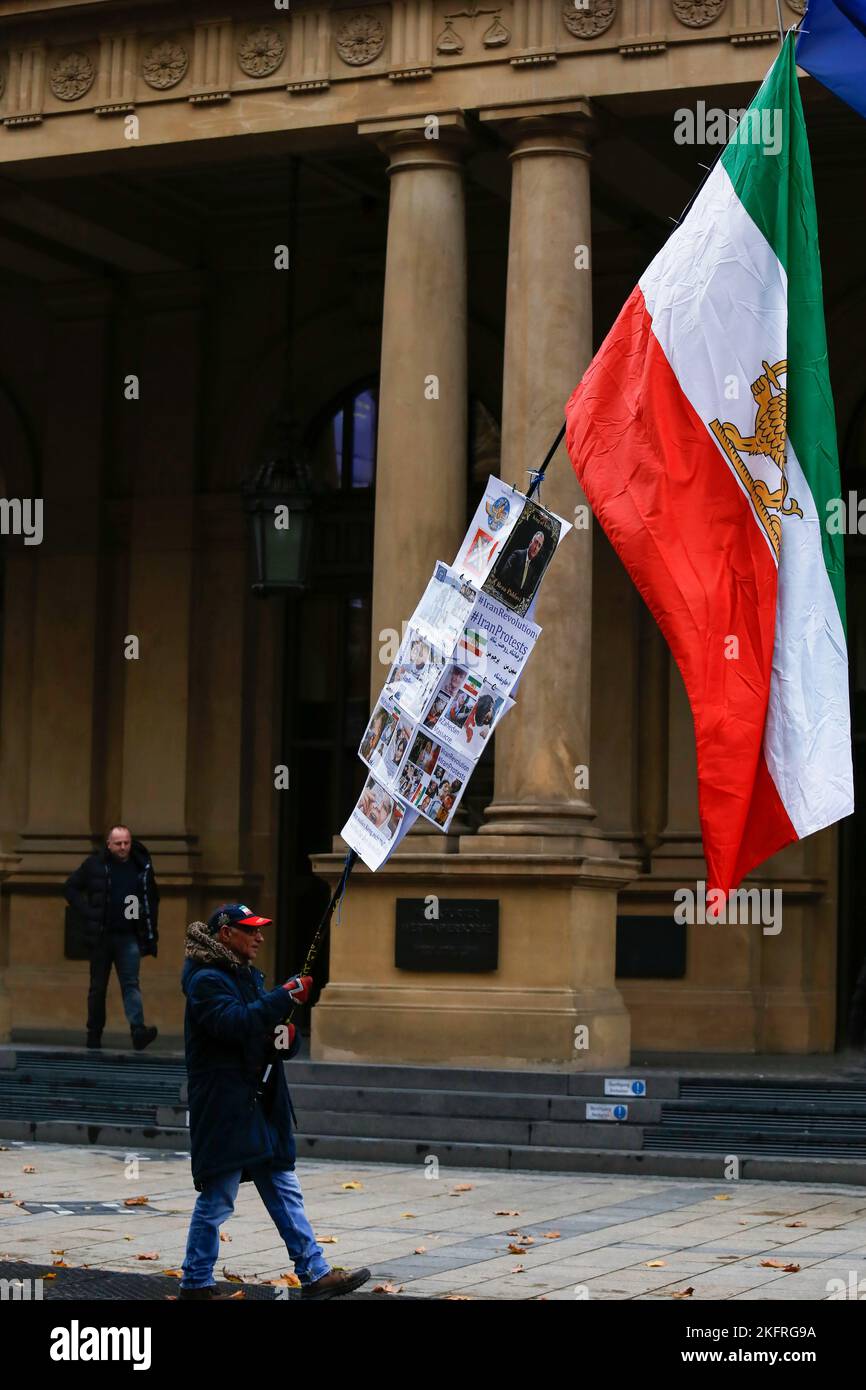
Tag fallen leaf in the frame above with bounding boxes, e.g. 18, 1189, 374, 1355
783, 1264, 801, 1273
136, 1253, 159, 1261
222, 1267, 245, 1283
22, 1166, 36, 1174
510, 1264, 525, 1274
124, 1196, 149, 1207
123, 1236, 134, 1242
43, 1273, 57, 1280
785, 1221, 806, 1228
341, 1182, 363, 1191
671, 1287, 694, 1299
646, 1260, 666, 1268
506, 1230, 520, 1237
220, 1232, 232, 1243
373, 1282, 401, 1294
50, 1249, 65, 1256
495, 1210, 520, 1217
414, 1247, 427, 1255
519, 1235, 535, 1245
451, 1184, 473, 1194
318, 1236, 338, 1244
0, 1191, 13, 1199
162, 1269, 183, 1278
52, 1259, 69, 1268
738, 1220, 750, 1225
401, 1213, 417, 1219
13, 1201, 26, 1209
543, 1232, 561, 1240
267, 1274, 301, 1287
228, 1291, 246, 1299
507, 1244, 525, 1255
713, 1195, 732, 1201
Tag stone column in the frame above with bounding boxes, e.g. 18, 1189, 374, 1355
475, 100, 602, 853
358, 114, 468, 707
312, 103, 633, 1069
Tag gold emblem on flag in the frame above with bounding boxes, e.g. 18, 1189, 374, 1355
709, 360, 802, 560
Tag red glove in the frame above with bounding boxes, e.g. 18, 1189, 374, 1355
282, 974, 313, 1004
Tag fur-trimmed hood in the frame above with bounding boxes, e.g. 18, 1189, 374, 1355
184, 920, 245, 973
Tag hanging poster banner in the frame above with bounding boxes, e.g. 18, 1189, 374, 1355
341, 485, 571, 870
341, 773, 417, 870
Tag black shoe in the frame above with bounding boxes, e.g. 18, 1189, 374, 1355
301, 1267, 371, 1301
86, 1032, 102, 1050
131, 1025, 158, 1051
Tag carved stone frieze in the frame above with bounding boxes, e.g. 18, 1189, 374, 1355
50, 51, 96, 101
562, 0, 617, 39
142, 41, 189, 90
237, 27, 285, 78
671, 0, 726, 27
336, 13, 386, 66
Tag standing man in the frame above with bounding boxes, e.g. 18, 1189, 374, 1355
64, 825, 159, 1051
180, 904, 370, 1300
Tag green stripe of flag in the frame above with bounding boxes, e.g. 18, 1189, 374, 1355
720, 35, 846, 634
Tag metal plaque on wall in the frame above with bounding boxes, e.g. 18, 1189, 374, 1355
395, 898, 499, 972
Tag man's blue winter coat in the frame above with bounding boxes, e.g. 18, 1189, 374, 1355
182, 923, 302, 1191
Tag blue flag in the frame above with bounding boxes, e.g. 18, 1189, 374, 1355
797, 0, 866, 119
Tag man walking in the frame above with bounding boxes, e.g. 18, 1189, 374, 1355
179, 903, 370, 1300
64, 825, 159, 1051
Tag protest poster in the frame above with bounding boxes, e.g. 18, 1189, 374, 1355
463, 589, 540, 700
341, 772, 416, 870
411, 562, 478, 654
455, 477, 521, 586
381, 626, 447, 720
344, 483, 570, 869
408, 741, 473, 831
482, 496, 570, 618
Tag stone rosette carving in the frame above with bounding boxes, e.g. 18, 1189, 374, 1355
671, 0, 727, 26
562, 0, 617, 39
237, 26, 285, 78
336, 12, 386, 66
142, 40, 190, 90
50, 51, 96, 101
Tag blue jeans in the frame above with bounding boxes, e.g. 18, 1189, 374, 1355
181, 1166, 331, 1290
87, 934, 144, 1032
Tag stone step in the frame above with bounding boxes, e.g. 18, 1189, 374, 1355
4, 1116, 866, 1185
291, 1108, 645, 1150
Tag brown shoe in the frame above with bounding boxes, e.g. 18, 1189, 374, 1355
301, 1267, 371, 1301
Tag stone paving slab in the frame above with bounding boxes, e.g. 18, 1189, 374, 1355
1, 1139, 865, 1300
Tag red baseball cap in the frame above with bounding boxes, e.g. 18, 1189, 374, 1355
207, 903, 272, 932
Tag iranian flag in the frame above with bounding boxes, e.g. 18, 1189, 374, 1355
565, 36, 853, 892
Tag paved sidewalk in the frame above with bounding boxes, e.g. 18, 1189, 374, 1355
1, 1140, 865, 1300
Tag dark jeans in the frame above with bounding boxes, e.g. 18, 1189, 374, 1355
87, 934, 145, 1034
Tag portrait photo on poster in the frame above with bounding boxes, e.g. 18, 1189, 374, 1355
481, 500, 563, 617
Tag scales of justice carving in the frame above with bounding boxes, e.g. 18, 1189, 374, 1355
436, 6, 512, 54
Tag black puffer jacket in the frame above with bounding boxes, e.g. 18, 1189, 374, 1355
64, 839, 159, 958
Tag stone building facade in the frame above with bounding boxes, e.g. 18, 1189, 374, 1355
0, 0, 863, 1064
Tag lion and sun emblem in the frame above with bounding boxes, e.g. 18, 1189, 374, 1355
709, 359, 802, 559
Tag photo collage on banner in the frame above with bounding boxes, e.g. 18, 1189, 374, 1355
342, 482, 571, 868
